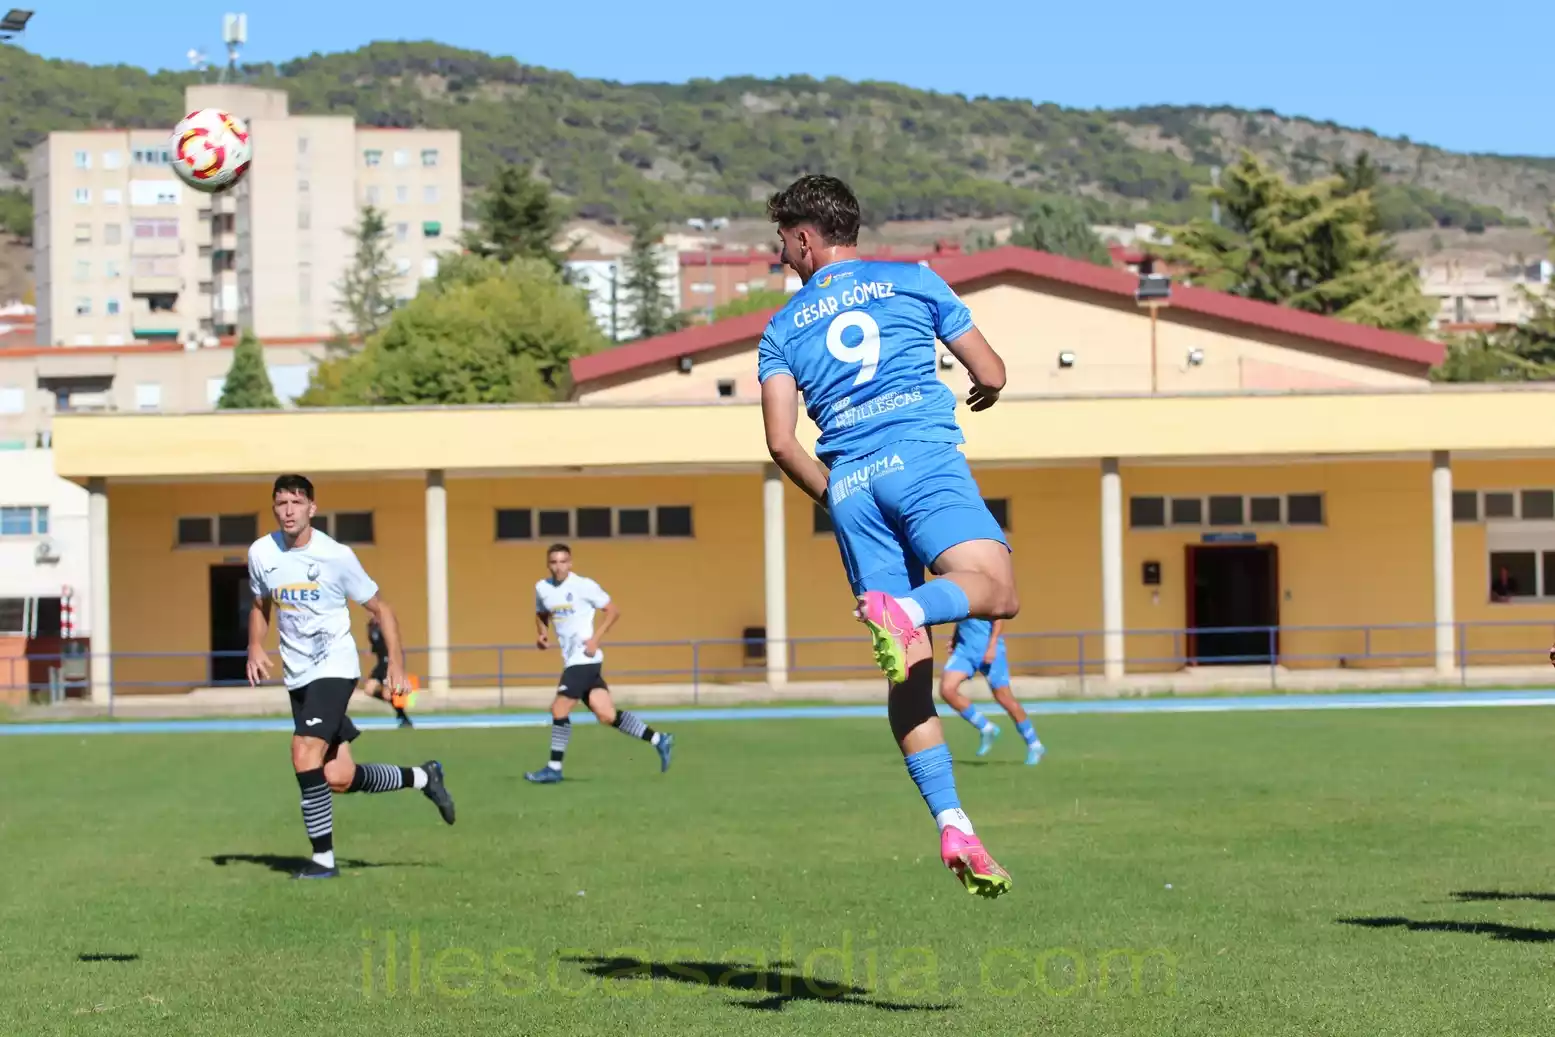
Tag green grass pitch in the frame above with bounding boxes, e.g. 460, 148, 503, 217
4, 707, 1554, 1035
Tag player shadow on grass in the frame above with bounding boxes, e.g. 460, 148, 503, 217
1451, 890, 1555, 904
208, 854, 434, 874
78, 953, 139, 962
1338, 916, 1555, 944
566, 955, 952, 1013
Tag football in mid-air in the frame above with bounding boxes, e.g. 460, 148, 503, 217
168, 108, 251, 193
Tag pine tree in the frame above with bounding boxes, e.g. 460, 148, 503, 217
217, 329, 281, 409
335, 205, 396, 341
621, 215, 684, 339
464, 165, 566, 271
1009, 196, 1111, 265
1157, 152, 1437, 334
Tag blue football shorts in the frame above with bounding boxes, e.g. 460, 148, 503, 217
824, 439, 1009, 598
946, 639, 1012, 689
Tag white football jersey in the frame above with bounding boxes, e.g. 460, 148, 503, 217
535, 573, 612, 668
248, 529, 379, 689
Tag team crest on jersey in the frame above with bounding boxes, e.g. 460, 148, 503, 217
566, 592, 573, 601
306, 562, 320, 580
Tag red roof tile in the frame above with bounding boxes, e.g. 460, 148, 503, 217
570, 245, 1444, 385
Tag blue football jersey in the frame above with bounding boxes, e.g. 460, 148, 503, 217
756, 259, 975, 466
953, 617, 995, 654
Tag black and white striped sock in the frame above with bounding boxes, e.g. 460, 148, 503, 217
347, 763, 426, 793
612, 710, 660, 745
296, 768, 334, 867
547, 718, 570, 772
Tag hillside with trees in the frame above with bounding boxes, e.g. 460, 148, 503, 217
1, 40, 1550, 234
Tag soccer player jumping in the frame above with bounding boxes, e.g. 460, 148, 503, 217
758, 175, 1019, 898
247, 475, 455, 880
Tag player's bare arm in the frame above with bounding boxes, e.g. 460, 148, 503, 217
985, 619, 1003, 664
944, 327, 1007, 411
247, 595, 273, 686
761, 373, 830, 505
361, 594, 406, 690
535, 610, 551, 650
583, 600, 620, 657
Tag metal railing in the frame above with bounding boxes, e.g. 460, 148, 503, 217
4, 617, 1554, 714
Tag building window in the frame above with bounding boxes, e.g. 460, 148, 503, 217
813, 502, 834, 534
365, 185, 381, 205
74, 260, 90, 281
329, 512, 375, 545
73, 150, 90, 169
421, 256, 438, 280
176, 516, 213, 546
74, 223, 91, 243
1286, 494, 1325, 526
497, 506, 693, 540
1129, 496, 1166, 528
74, 297, 91, 316
217, 514, 259, 546
393, 149, 409, 167
135, 383, 161, 411
421, 149, 439, 167
1171, 498, 1203, 526
104, 223, 122, 245
395, 257, 411, 276
298, 179, 309, 195
1249, 496, 1283, 524
423, 184, 439, 204
103, 150, 122, 169
1484, 491, 1516, 519
423, 221, 441, 238
0, 387, 24, 414
103, 188, 122, 206
297, 136, 309, 155
105, 260, 120, 279
1453, 490, 1479, 522
106, 298, 120, 316
1207, 495, 1244, 526
1522, 490, 1555, 521
716, 379, 735, 398
577, 507, 613, 538
495, 509, 533, 541
395, 223, 409, 243
656, 506, 693, 538
298, 209, 311, 230
364, 149, 382, 167
984, 498, 1010, 530
74, 187, 91, 204
0, 506, 48, 536
395, 184, 409, 204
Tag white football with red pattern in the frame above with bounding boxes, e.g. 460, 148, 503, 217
168, 108, 252, 193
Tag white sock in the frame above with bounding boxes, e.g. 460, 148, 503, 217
898, 597, 927, 628
650, 732, 662, 746
312, 850, 336, 869
546, 760, 562, 772
934, 808, 974, 836
411, 766, 429, 790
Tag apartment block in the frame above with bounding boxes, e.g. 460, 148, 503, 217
31, 83, 462, 348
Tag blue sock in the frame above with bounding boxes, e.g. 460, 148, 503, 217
958, 705, 991, 732
1016, 719, 1040, 746
906, 580, 970, 627
904, 743, 961, 818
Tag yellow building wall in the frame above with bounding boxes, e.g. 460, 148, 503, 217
104, 458, 1555, 694
573, 275, 1428, 405
109, 479, 428, 695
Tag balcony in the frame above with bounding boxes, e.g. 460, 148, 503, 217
131, 275, 183, 294
130, 237, 182, 257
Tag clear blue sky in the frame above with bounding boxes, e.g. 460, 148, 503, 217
19, 0, 1554, 158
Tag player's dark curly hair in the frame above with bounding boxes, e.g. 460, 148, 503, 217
766, 175, 861, 247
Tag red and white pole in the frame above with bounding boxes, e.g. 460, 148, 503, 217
60, 585, 74, 638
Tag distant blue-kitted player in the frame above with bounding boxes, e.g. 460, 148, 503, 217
757, 174, 1019, 899
942, 618, 1045, 765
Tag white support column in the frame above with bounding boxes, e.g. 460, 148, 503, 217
87, 477, 111, 704
762, 465, 789, 687
1100, 458, 1125, 680
1431, 450, 1456, 675
424, 469, 451, 694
